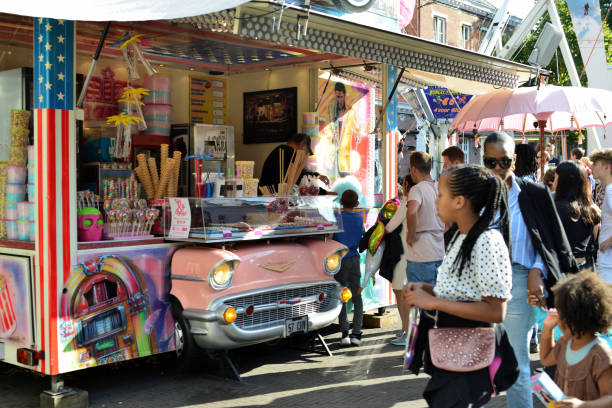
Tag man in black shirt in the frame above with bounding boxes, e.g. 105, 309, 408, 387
259, 133, 331, 194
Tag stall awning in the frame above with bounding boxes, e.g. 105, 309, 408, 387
177, 1, 538, 91
0, 0, 249, 21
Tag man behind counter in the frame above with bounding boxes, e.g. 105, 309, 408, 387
259, 133, 332, 195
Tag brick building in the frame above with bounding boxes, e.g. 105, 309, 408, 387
405, 0, 521, 52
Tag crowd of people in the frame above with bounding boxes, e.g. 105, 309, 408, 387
333, 133, 612, 408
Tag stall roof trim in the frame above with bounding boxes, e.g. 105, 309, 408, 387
175, 2, 538, 89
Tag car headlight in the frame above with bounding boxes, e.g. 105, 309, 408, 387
208, 259, 239, 290
323, 248, 348, 275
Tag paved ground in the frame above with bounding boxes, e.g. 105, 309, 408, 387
0, 311, 543, 408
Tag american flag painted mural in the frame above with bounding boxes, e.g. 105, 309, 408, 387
33, 17, 77, 374
385, 65, 400, 200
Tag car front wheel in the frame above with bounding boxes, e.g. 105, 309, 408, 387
171, 299, 204, 372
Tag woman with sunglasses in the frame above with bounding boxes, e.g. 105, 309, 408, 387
552, 161, 601, 271
482, 132, 578, 408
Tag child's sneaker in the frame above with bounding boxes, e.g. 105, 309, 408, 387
391, 331, 407, 346
350, 333, 362, 346
340, 331, 351, 346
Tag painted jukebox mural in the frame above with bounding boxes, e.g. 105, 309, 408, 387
59, 251, 175, 371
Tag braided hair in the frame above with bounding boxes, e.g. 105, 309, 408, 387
446, 164, 511, 275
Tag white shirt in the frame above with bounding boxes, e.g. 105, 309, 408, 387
434, 229, 512, 302
598, 183, 612, 267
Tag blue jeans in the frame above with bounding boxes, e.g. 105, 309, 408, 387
406, 260, 441, 285
504, 264, 535, 408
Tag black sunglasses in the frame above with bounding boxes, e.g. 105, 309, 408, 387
483, 157, 513, 170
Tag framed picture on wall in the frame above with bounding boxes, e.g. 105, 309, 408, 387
243, 87, 297, 144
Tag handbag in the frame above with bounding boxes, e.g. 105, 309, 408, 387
428, 311, 496, 372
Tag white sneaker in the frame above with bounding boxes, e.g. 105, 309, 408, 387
340, 335, 351, 346
350, 335, 362, 346
394, 330, 406, 339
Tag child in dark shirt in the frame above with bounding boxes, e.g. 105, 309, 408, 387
333, 189, 365, 346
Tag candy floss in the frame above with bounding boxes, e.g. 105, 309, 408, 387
0, 273, 17, 337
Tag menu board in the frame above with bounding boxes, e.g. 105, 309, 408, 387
189, 75, 227, 125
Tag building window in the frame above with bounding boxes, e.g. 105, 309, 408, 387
433, 16, 446, 44
462, 25, 471, 49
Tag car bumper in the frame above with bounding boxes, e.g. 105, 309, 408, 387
183, 280, 344, 350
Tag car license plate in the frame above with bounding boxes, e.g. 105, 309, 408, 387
285, 316, 308, 337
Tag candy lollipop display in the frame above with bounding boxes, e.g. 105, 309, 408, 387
103, 198, 159, 240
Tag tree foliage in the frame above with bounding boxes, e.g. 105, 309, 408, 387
512, 0, 612, 87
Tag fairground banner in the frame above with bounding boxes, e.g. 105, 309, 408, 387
423, 88, 473, 120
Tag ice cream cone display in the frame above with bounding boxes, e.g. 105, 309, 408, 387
134, 166, 155, 199
156, 158, 175, 199
0, 273, 17, 337
160, 144, 169, 177
147, 157, 159, 193
169, 151, 182, 197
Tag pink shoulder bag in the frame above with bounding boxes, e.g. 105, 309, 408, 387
428, 311, 495, 372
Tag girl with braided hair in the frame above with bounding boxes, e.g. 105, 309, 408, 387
404, 164, 518, 407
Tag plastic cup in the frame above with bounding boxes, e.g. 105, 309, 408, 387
27, 164, 34, 183
17, 202, 30, 220
28, 145, 35, 163
9, 146, 27, 165
29, 221, 35, 241
6, 202, 17, 219
7, 165, 26, 183
6, 219, 18, 240
10, 127, 29, 146
7, 183, 25, 202
17, 220, 29, 241
27, 183, 34, 202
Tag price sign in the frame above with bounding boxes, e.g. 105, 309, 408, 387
169, 198, 191, 239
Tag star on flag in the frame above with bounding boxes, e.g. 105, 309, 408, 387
35, 18, 73, 110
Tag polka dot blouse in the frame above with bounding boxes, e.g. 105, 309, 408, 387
434, 229, 512, 302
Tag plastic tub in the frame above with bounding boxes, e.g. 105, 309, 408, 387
6, 202, 17, 219
7, 165, 26, 183
143, 104, 172, 122
28, 202, 35, 220
28, 145, 35, 163
236, 161, 255, 179
6, 219, 18, 240
243, 178, 259, 197
144, 74, 172, 93
29, 220, 35, 241
9, 146, 27, 165
10, 127, 29, 146
17, 220, 29, 241
11, 109, 30, 129
27, 183, 34, 202
27, 164, 35, 183
17, 202, 31, 220
143, 90, 172, 105
143, 121, 171, 136
7, 183, 25, 202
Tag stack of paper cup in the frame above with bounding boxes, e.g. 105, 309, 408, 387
143, 74, 172, 137
302, 112, 318, 138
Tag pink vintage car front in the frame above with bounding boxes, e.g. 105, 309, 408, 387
166, 196, 350, 357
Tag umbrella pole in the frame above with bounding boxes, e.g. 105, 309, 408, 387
539, 120, 547, 183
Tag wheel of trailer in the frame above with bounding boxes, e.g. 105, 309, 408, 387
171, 298, 204, 372
332, 0, 376, 12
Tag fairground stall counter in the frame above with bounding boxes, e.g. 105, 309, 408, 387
0, 0, 537, 395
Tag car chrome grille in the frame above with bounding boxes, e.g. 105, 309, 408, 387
224, 283, 339, 330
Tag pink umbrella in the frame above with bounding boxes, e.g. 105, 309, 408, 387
451, 84, 612, 175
